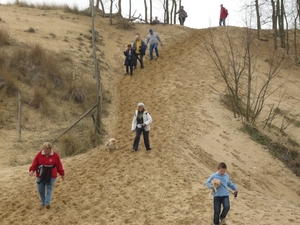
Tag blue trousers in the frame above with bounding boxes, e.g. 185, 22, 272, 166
149, 43, 159, 60
37, 177, 56, 206
213, 196, 230, 224
219, 18, 226, 26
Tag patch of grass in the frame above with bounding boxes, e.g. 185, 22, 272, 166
0, 68, 18, 96
49, 33, 56, 38
0, 29, 10, 46
14, 0, 35, 8
0, 52, 6, 68
64, 5, 79, 15
31, 86, 47, 109
29, 43, 46, 65
115, 18, 135, 30
66, 84, 86, 103
24, 27, 35, 33
58, 133, 84, 157
242, 124, 300, 176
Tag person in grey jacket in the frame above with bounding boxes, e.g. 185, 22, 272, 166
146, 28, 163, 61
176, 6, 187, 26
131, 102, 153, 151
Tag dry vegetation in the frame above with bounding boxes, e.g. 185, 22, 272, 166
0, 27, 111, 162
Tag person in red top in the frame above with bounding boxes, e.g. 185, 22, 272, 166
29, 142, 65, 209
219, 4, 229, 26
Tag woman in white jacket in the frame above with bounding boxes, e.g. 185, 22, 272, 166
131, 103, 153, 151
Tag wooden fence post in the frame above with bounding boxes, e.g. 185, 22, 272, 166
18, 91, 22, 142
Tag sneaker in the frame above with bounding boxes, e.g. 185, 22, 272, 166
150, 58, 153, 61
133, 149, 137, 152
146, 148, 151, 151
220, 218, 226, 224
45, 205, 50, 209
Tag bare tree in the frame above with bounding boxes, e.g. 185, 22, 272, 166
144, 0, 148, 23
110, 0, 114, 25
150, 0, 153, 23
205, 28, 287, 123
255, 0, 261, 38
173, 0, 177, 25
129, 0, 131, 18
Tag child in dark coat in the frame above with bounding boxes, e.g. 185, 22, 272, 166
124, 44, 137, 76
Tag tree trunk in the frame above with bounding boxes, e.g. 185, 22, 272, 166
170, 0, 174, 24
150, 0, 153, 24
144, 0, 148, 23
271, 0, 277, 49
118, 0, 122, 17
279, 0, 285, 48
110, 0, 113, 25
166, 0, 169, 24
255, 0, 261, 39
294, 16, 299, 62
98, 0, 105, 17
173, 0, 177, 25
129, 0, 131, 18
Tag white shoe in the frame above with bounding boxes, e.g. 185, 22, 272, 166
220, 218, 226, 224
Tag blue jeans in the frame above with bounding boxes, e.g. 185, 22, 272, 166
149, 43, 159, 59
219, 18, 226, 26
213, 196, 230, 224
37, 177, 56, 206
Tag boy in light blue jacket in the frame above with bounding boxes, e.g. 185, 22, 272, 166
206, 162, 238, 225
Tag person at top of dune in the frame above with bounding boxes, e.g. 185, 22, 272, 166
29, 142, 65, 209
219, 4, 229, 26
206, 162, 238, 225
146, 28, 163, 61
152, 16, 160, 25
131, 102, 152, 151
176, 5, 188, 26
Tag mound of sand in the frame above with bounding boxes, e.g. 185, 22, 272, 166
0, 4, 300, 225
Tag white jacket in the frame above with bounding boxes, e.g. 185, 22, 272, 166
131, 110, 152, 131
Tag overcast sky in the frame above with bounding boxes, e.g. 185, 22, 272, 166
0, 0, 245, 28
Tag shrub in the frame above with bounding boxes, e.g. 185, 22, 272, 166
64, 5, 79, 15
0, 52, 6, 68
0, 29, 10, 46
115, 18, 135, 30
31, 86, 47, 109
29, 44, 46, 65
24, 27, 35, 33
0, 68, 18, 96
58, 133, 84, 157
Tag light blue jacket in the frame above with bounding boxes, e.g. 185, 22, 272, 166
206, 172, 237, 197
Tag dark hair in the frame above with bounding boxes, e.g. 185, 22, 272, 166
218, 162, 227, 169
127, 44, 132, 47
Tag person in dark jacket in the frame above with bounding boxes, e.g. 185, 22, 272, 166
29, 142, 65, 209
132, 35, 147, 69
124, 44, 137, 76
219, 4, 229, 26
176, 6, 188, 26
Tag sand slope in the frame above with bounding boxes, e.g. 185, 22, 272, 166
0, 5, 300, 225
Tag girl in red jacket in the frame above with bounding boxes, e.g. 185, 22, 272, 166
29, 142, 65, 209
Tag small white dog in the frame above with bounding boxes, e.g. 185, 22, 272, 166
105, 138, 118, 151
210, 178, 221, 194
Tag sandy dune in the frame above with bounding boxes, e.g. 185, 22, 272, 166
0, 4, 300, 225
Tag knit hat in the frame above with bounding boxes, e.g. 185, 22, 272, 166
137, 102, 145, 107
149, 29, 153, 33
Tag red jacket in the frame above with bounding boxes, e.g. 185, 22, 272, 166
220, 7, 228, 19
29, 150, 65, 178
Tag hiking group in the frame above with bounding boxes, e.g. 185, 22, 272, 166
124, 28, 163, 76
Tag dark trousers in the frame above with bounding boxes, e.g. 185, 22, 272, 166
133, 127, 150, 151
126, 65, 133, 75
213, 196, 230, 224
135, 52, 144, 68
179, 17, 185, 25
